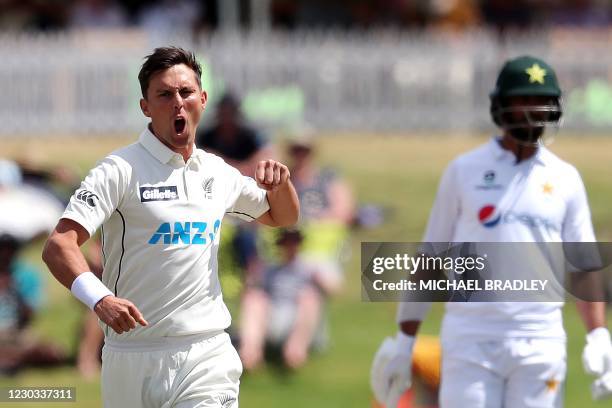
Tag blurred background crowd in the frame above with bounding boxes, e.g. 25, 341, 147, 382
2, 0, 612, 32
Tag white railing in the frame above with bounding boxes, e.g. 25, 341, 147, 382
0, 28, 611, 136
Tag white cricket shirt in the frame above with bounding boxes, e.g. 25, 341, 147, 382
62, 128, 270, 342
402, 138, 595, 340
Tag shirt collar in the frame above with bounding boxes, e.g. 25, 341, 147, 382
138, 126, 202, 166
488, 136, 546, 165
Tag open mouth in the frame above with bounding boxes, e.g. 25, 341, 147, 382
174, 118, 186, 134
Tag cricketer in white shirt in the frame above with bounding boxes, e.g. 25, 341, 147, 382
371, 55, 612, 408
43, 46, 299, 408
373, 138, 609, 408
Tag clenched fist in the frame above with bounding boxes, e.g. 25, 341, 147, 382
255, 160, 290, 192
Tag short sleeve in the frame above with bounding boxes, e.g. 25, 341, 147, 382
61, 156, 127, 237
224, 165, 269, 222
562, 168, 596, 242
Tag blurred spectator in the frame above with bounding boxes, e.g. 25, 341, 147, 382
239, 229, 328, 371
197, 92, 275, 177
0, 234, 66, 375
68, 0, 128, 29
287, 130, 353, 224
0, 160, 70, 375
0, 160, 64, 243
285, 128, 354, 290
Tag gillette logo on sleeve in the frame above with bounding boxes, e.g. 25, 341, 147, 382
140, 185, 179, 202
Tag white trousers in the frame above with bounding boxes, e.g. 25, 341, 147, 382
440, 338, 566, 408
101, 332, 242, 408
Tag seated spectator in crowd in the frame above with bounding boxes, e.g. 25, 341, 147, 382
285, 129, 354, 290
239, 229, 331, 371
0, 160, 78, 376
0, 234, 66, 375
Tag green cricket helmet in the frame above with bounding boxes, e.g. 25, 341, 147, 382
490, 55, 563, 144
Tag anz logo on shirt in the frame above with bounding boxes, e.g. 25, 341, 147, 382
148, 220, 221, 245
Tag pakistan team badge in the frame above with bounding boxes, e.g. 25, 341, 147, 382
526, 63, 546, 84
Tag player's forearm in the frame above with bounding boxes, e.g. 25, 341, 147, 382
42, 231, 91, 290
396, 301, 431, 336
576, 300, 607, 332
265, 181, 299, 226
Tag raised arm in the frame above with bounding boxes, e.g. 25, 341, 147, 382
254, 159, 300, 227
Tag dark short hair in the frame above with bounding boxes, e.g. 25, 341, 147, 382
138, 46, 202, 98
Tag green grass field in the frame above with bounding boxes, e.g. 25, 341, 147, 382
1, 133, 611, 407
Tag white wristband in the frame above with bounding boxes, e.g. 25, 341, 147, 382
71, 272, 113, 310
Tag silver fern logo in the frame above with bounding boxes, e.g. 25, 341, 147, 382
202, 177, 214, 199
218, 393, 236, 407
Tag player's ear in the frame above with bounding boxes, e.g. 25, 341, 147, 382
200, 90, 207, 111
140, 98, 151, 118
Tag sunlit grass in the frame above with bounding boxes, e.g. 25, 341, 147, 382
1, 133, 611, 407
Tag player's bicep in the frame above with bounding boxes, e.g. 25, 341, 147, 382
53, 218, 91, 247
